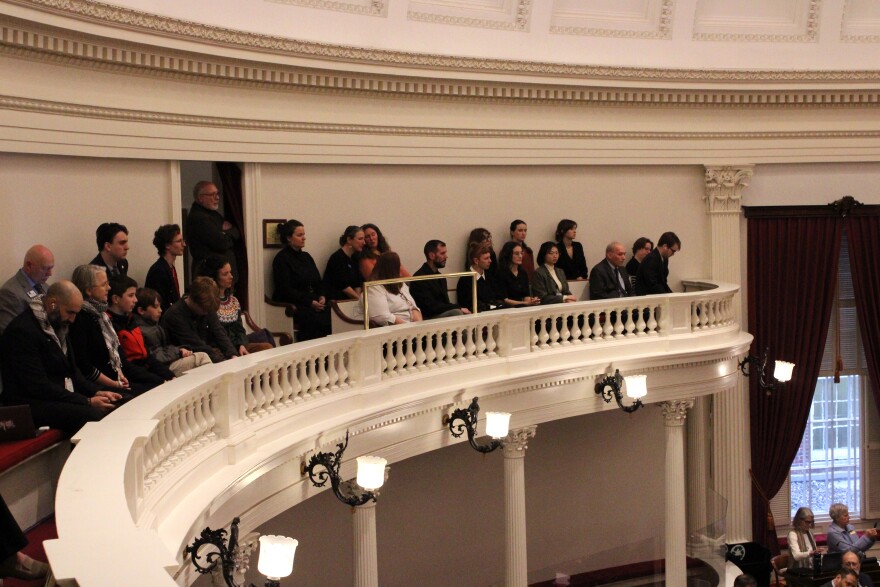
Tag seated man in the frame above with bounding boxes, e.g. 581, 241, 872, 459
827, 503, 877, 555
0, 281, 124, 437
410, 240, 470, 319
90, 222, 129, 277
842, 549, 875, 587
589, 242, 632, 300
456, 244, 502, 313
733, 575, 756, 587
161, 277, 239, 364
824, 568, 860, 587
145, 224, 185, 311
0, 244, 54, 335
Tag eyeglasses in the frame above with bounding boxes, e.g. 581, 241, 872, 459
199, 191, 221, 198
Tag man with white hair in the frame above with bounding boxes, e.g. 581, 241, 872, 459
0, 244, 55, 335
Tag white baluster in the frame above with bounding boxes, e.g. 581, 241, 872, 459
647, 305, 659, 335
384, 341, 397, 376
538, 318, 550, 347
337, 350, 350, 387
182, 401, 198, 452
454, 327, 466, 360
559, 313, 571, 345
327, 352, 340, 390
244, 374, 258, 419
485, 323, 498, 356
635, 306, 647, 335
591, 312, 603, 340
444, 328, 456, 362
532, 318, 540, 347
308, 356, 321, 396
548, 314, 560, 346
415, 334, 428, 369
318, 353, 330, 391
405, 335, 418, 370
395, 337, 408, 375
613, 310, 625, 338
262, 369, 277, 413
192, 394, 208, 440
707, 300, 717, 327
624, 307, 636, 337
203, 394, 217, 440
691, 302, 700, 329
475, 324, 488, 357
298, 360, 313, 400
464, 326, 477, 359
425, 333, 438, 367
602, 312, 614, 339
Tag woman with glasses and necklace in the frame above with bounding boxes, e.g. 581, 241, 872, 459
788, 507, 825, 569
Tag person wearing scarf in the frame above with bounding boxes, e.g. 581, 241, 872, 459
69, 265, 163, 396
788, 507, 824, 569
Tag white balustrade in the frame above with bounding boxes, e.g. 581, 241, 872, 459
47, 282, 747, 587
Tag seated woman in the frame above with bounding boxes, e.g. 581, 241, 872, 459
196, 254, 273, 355
827, 502, 878, 554
323, 225, 365, 301
463, 227, 497, 277
70, 264, 164, 395
788, 507, 824, 570
494, 241, 540, 308
509, 219, 535, 279
353, 252, 422, 326
457, 243, 502, 312
555, 219, 588, 280
272, 219, 331, 341
531, 242, 577, 305
161, 277, 240, 363
359, 223, 409, 280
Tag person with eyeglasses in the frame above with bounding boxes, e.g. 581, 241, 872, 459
634, 231, 681, 296
185, 180, 240, 286
145, 224, 185, 311
625, 237, 653, 288
841, 550, 875, 587
788, 507, 825, 570
827, 503, 878, 556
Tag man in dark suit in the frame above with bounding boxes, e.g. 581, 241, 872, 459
145, 224, 185, 311
635, 231, 681, 296
589, 242, 632, 300
185, 181, 240, 285
89, 222, 129, 277
822, 568, 860, 587
0, 280, 124, 436
0, 244, 54, 335
410, 240, 470, 319
842, 550, 875, 587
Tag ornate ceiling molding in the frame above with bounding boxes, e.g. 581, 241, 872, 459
550, 0, 674, 40
6, 94, 880, 139
693, 0, 821, 43
841, 0, 880, 42
264, 0, 386, 17
5, 0, 880, 82
408, 0, 532, 32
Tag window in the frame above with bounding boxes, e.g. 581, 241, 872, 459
772, 232, 872, 524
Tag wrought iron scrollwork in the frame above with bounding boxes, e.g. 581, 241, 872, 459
185, 517, 256, 587
301, 430, 377, 507
739, 346, 786, 396
595, 370, 643, 413
443, 397, 502, 454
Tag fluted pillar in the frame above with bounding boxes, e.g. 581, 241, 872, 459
704, 165, 754, 543
686, 397, 710, 535
352, 501, 378, 587
663, 399, 694, 586
502, 426, 537, 587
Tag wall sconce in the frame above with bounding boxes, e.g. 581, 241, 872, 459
595, 370, 647, 413
300, 431, 387, 507
739, 347, 794, 395
443, 397, 511, 454
185, 517, 298, 587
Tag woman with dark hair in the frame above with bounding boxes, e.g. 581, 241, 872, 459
463, 227, 497, 276
323, 225, 365, 300
196, 254, 273, 355
355, 252, 422, 325
272, 220, 331, 341
359, 223, 409, 280
555, 219, 588, 280
509, 219, 535, 279
69, 264, 164, 395
531, 242, 577, 304
495, 241, 539, 308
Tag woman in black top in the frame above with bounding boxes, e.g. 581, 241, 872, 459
555, 219, 588, 280
323, 225, 365, 301
495, 241, 540, 308
272, 220, 331, 341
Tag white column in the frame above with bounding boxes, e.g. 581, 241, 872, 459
502, 426, 537, 587
686, 397, 710, 535
704, 165, 754, 543
663, 399, 694, 587
352, 501, 378, 587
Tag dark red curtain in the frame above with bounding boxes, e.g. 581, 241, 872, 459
746, 212, 842, 550
216, 162, 248, 309
846, 213, 880, 414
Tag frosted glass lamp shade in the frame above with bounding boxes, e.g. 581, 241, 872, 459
485, 411, 511, 439
624, 375, 648, 399
774, 360, 795, 383
356, 456, 387, 490
257, 535, 298, 579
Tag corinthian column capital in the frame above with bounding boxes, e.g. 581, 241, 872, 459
502, 426, 537, 457
661, 399, 695, 427
703, 166, 754, 214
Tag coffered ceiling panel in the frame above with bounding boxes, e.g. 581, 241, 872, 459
264, 0, 386, 17
693, 0, 820, 42
407, 0, 532, 31
550, 0, 674, 39
842, 0, 880, 42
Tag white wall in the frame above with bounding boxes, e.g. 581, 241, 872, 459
0, 153, 173, 287
252, 408, 666, 587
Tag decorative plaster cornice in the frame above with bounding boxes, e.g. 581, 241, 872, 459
408, 0, 532, 32
5, 0, 880, 83
264, 0, 386, 17
550, 0, 674, 40
693, 0, 820, 43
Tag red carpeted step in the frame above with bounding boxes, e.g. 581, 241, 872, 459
4, 516, 56, 587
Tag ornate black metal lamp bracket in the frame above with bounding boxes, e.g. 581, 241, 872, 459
739, 346, 783, 396
300, 430, 377, 507
595, 369, 643, 413
442, 396, 503, 454
185, 517, 267, 587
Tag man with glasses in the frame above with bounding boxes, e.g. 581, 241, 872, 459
823, 569, 861, 587
145, 224, 185, 311
0, 244, 55, 335
185, 181, 240, 285
635, 231, 681, 296
842, 550, 875, 587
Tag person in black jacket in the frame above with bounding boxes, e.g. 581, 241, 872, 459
185, 181, 240, 284
555, 219, 589, 280
494, 241, 540, 308
323, 225, 365, 301
161, 276, 239, 363
145, 224, 185, 311
589, 242, 633, 300
0, 280, 125, 436
272, 219, 330, 341
457, 243, 502, 313
635, 232, 681, 296
89, 222, 129, 277
410, 240, 469, 319
69, 265, 164, 396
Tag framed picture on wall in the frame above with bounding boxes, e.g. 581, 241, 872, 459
263, 219, 285, 249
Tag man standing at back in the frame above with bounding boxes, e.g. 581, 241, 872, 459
90, 222, 129, 277
186, 180, 239, 284
635, 231, 681, 296
410, 240, 470, 319
0, 244, 54, 335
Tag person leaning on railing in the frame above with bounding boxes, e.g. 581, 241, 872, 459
357, 252, 422, 326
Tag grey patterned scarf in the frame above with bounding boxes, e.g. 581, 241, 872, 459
28, 297, 67, 355
81, 298, 123, 376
